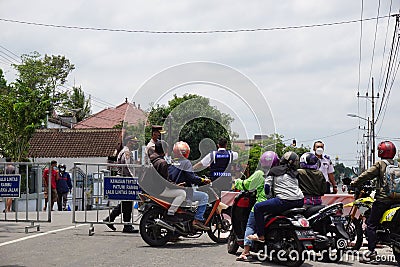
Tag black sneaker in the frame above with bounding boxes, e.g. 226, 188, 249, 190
360, 250, 377, 263
103, 219, 116, 231
122, 226, 139, 233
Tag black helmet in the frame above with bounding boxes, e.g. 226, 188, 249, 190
58, 164, 66, 172
280, 151, 299, 168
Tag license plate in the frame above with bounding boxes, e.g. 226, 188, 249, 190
331, 216, 347, 224
295, 230, 315, 240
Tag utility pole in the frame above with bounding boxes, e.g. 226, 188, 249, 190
357, 77, 379, 166
371, 77, 376, 163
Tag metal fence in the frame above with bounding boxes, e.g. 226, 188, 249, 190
71, 162, 143, 236
0, 161, 52, 233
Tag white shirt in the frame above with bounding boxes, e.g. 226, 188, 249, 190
318, 154, 335, 182
200, 148, 238, 166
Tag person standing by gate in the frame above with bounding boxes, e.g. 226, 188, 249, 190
3, 158, 16, 213
313, 140, 337, 194
103, 135, 139, 233
56, 164, 72, 211
43, 160, 58, 211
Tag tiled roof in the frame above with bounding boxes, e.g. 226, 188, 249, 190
28, 129, 122, 158
73, 101, 147, 129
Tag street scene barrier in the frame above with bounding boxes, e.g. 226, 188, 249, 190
0, 161, 52, 233
71, 162, 143, 236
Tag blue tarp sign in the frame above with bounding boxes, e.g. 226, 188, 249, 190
0, 175, 21, 198
103, 177, 141, 201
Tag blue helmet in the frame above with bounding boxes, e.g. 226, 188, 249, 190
299, 152, 320, 170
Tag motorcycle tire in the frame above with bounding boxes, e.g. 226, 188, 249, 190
207, 209, 232, 243
227, 231, 239, 254
139, 208, 172, 247
344, 216, 363, 250
267, 229, 305, 267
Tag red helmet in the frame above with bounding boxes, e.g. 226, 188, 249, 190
173, 141, 190, 159
378, 141, 396, 159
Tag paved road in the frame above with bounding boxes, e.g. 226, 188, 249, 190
0, 211, 398, 267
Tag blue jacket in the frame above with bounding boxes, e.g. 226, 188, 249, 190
168, 158, 203, 187
56, 172, 72, 193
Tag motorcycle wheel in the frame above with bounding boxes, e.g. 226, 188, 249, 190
227, 231, 239, 254
139, 208, 171, 247
267, 229, 305, 267
343, 216, 363, 250
207, 209, 232, 243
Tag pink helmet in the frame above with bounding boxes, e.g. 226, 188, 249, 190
260, 151, 279, 168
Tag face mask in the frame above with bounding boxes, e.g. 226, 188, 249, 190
53, 167, 58, 171
315, 147, 324, 156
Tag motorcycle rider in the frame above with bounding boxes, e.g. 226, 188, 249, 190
298, 152, 326, 206
248, 151, 304, 242
149, 140, 186, 217
233, 151, 279, 261
350, 141, 399, 262
168, 141, 212, 231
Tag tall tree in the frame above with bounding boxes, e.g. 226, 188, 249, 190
147, 94, 234, 160
0, 52, 75, 160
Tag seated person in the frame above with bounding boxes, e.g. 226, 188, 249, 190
149, 140, 186, 217
298, 152, 326, 206
169, 141, 211, 231
248, 151, 304, 242
233, 151, 279, 261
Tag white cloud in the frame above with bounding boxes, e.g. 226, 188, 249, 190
1, 0, 399, 166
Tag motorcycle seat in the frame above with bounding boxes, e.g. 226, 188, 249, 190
281, 207, 306, 216
303, 205, 326, 217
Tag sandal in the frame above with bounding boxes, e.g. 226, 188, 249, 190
247, 234, 265, 243
236, 254, 250, 261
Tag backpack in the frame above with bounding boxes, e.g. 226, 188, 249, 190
382, 160, 400, 199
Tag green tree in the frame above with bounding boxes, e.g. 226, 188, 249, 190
0, 52, 75, 161
243, 135, 311, 176
147, 94, 234, 160
60, 86, 91, 122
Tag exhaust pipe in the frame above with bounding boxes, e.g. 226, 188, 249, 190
154, 219, 176, 232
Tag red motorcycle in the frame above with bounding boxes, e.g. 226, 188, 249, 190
138, 188, 231, 246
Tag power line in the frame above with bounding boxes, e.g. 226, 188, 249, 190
299, 127, 358, 143
0, 15, 392, 35
377, 0, 393, 92
366, 0, 381, 92
0, 45, 21, 63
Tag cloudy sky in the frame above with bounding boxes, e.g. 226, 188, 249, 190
1, 0, 399, 167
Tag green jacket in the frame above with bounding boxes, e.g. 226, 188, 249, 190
234, 170, 266, 211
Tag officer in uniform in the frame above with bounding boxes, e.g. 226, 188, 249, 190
144, 125, 164, 165
313, 140, 337, 194
194, 138, 238, 192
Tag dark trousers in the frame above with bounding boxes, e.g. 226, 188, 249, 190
108, 201, 133, 223
57, 192, 68, 211
253, 197, 304, 237
366, 200, 392, 251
